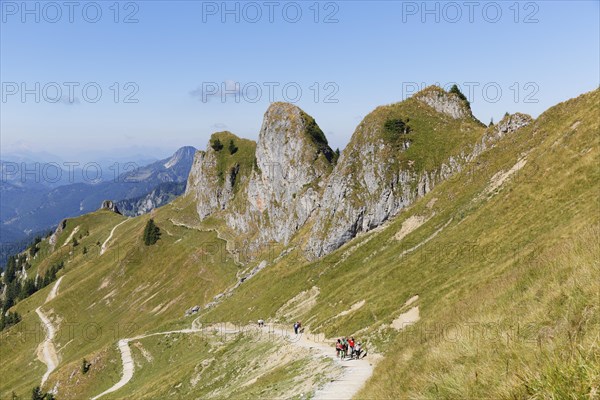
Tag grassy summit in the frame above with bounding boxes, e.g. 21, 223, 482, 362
208, 131, 256, 187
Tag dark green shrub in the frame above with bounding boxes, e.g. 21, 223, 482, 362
211, 139, 224, 151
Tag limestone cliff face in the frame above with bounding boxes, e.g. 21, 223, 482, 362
185, 131, 256, 219
186, 87, 532, 261
304, 87, 481, 258
117, 182, 186, 216
185, 104, 335, 247
304, 93, 533, 259
414, 86, 473, 119
100, 200, 121, 214
186, 148, 232, 219
227, 102, 335, 245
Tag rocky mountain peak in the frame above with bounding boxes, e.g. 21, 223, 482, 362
414, 85, 473, 119
495, 113, 533, 135
235, 103, 334, 244
186, 92, 493, 260
253, 102, 334, 203
100, 200, 121, 214
163, 146, 197, 169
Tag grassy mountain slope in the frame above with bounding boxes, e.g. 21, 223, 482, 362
200, 88, 600, 398
1, 89, 598, 399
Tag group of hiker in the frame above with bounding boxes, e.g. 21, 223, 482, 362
336, 336, 365, 360
256, 319, 366, 360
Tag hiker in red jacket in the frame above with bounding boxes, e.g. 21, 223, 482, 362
348, 337, 355, 358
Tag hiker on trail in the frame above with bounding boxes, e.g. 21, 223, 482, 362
298, 321, 303, 333
293, 322, 299, 334
341, 337, 348, 359
357, 342, 367, 359
354, 342, 362, 359
336, 339, 343, 358
348, 337, 355, 358
258, 319, 264, 328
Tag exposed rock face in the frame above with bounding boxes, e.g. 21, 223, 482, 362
229, 103, 334, 244
49, 219, 68, 246
185, 131, 257, 221
493, 113, 533, 136
100, 200, 121, 214
303, 98, 460, 258
472, 113, 533, 157
414, 86, 472, 119
305, 108, 532, 259
185, 104, 334, 247
117, 182, 186, 216
186, 148, 235, 219
186, 86, 533, 261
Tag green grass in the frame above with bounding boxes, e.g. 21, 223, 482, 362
1, 88, 597, 399
200, 88, 600, 398
209, 131, 256, 187
96, 329, 333, 400
0, 205, 239, 399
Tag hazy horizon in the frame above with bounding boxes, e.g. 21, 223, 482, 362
2, 1, 599, 160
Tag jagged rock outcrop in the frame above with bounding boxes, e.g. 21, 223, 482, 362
117, 182, 186, 216
186, 104, 335, 247
186, 86, 534, 261
471, 113, 533, 158
304, 87, 482, 258
185, 131, 256, 219
492, 112, 533, 137
186, 147, 232, 219
228, 103, 335, 244
100, 200, 121, 214
49, 219, 68, 246
414, 86, 473, 119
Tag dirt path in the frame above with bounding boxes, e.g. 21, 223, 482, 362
61, 226, 80, 247
276, 326, 375, 400
91, 322, 377, 400
89, 327, 203, 400
100, 219, 129, 255
36, 276, 64, 388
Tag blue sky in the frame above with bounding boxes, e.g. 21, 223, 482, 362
1, 0, 599, 160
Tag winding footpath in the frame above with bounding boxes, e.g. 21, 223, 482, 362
36, 276, 64, 387
90, 327, 204, 400
291, 331, 375, 400
92, 219, 375, 399
100, 219, 129, 255
90, 321, 376, 400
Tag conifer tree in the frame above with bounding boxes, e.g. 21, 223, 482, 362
228, 139, 238, 154
449, 84, 469, 104
143, 219, 161, 245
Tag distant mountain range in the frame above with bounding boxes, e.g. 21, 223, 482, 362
0, 146, 196, 262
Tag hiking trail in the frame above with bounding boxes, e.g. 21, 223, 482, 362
100, 219, 129, 255
90, 321, 377, 400
35, 276, 64, 388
